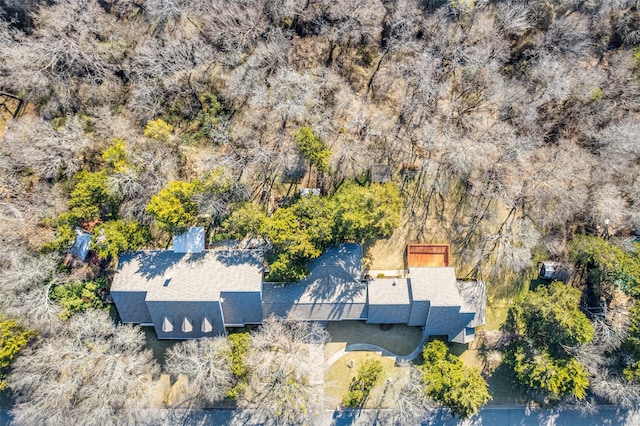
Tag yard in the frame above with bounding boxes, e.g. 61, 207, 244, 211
324, 351, 397, 409
142, 326, 178, 367
325, 321, 424, 356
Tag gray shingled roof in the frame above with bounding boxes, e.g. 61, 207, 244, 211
112, 250, 263, 301
262, 281, 368, 320
367, 278, 412, 324
262, 244, 367, 321
110, 290, 152, 324
368, 278, 410, 305
457, 280, 486, 327
220, 291, 264, 325
409, 267, 461, 306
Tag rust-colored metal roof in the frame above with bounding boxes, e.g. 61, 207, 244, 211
407, 244, 449, 267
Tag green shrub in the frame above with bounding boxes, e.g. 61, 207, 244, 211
342, 358, 383, 407
50, 279, 106, 320
144, 118, 173, 142
226, 332, 251, 399
0, 318, 36, 390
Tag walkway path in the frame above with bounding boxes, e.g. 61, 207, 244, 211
325, 334, 430, 368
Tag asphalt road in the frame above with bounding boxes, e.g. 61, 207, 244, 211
1, 406, 637, 425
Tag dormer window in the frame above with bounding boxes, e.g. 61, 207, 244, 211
202, 317, 213, 333
162, 317, 173, 332
182, 317, 193, 332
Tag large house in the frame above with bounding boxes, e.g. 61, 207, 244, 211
111, 228, 485, 343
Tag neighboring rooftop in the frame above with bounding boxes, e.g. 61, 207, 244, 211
112, 250, 263, 301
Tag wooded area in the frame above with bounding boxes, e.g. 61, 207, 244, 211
1, 0, 640, 422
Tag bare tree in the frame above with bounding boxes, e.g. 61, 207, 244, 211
375, 360, 433, 426
574, 319, 640, 408
1, 115, 90, 181
495, 1, 533, 38
165, 337, 233, 408
0, 250, 60, 334
0, 0, 122, 114
195, 0, 271, 52
535, 14, 592, 59
9, 309, 160, 426
240, 316, 328, 425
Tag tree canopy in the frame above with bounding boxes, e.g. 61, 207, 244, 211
91, 219, 148, 259
49, 279, 106, 320
504, 281, 594, 402
146, 180, 201, 234
164, 337, 233, 407
506, 281, 594, 350
420, 340, 491, 419
333, 181, 402, 242
225, 181, 402, 281
510, 343, 589, 400
570, 235, 640, 297
342, 358, 384, 407
8, 310, 159, 425
623, 302, 640, 383
240, 317, 328, 425
294, 126, 330, 173
0, 318, 35, 391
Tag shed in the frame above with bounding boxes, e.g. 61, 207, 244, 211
538, 261, 571, 281
407, 244, 449, 268
69, 228, 91, 261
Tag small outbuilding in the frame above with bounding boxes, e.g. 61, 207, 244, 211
68, 228, 91, 261
538, 261, 572, 281
300, 188, 321, 197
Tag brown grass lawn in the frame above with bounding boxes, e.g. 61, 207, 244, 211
325, 321, 423, 356
142, 326, 178, 367
324, 352, 397, 409
363, 232, 407, 270
325, 341, 347, 360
